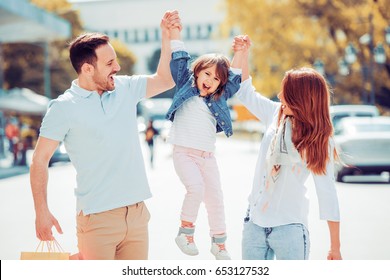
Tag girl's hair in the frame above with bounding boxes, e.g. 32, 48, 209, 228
278, 67, 334, 175
191, 54, 230, 99
69, 33, 110, 74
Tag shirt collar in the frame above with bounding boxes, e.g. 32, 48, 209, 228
70, 79, 96, 98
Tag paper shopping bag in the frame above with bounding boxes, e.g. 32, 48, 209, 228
20, 239, 70, 260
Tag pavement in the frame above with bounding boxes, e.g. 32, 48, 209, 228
1, 135, 390, 261
0, 135, 259, 260
0, 153, 29, 179
2, 136, 390, 280
0, 166, 29, 179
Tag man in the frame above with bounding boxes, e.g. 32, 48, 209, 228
30, 11, 181, 260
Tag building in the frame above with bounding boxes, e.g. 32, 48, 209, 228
70, 0, 235, 74
69, 0, 258, 124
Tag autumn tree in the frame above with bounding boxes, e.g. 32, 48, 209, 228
2, 0, 136, 99
223, 0, 390, 109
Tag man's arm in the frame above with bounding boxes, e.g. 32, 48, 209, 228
30, 136, 63, 240
146, 10, 181, 98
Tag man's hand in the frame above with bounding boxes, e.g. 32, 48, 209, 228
161, 10, 182, 40
35, 210, 63, 241
30, 136, 63, 241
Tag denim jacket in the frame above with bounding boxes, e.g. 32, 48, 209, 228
166, 50, 241, 137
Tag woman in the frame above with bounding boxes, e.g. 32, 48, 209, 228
232, 35, 342, 260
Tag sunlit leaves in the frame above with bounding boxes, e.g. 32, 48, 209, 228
223, 0, 390, 108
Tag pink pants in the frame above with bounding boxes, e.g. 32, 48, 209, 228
173, 145, 226, 236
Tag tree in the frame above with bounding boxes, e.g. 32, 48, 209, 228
223, 0, 390, 109
2, 43, 45, 92
110, 40, 136, 76
146, 48, 175, 98
2, 0, 136, 99
148, 48, 162, 74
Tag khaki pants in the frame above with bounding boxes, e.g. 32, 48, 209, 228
76, 202, 150, 260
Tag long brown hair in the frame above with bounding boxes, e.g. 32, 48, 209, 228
278, 67, 334, 175
191, 54, 230, 99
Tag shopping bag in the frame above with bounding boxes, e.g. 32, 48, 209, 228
20, 239, 70, 260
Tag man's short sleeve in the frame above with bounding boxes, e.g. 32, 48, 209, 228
118, 75, 147, 103
39, 100, 70, 141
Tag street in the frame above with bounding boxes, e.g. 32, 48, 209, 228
0, 135, 389, 260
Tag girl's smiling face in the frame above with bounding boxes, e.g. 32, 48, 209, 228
196, 64, 221, 97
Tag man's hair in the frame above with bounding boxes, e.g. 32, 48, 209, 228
69, 33, 109, 74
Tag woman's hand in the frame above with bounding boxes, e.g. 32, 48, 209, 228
327, 249, 342, 260
232, 35, 251, 52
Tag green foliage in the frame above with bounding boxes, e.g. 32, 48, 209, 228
2, 43, 45, 92
111, 40, 136, 75
147, 48, 176, 98
224, 0, 390, 109
148, 48, 161, 73
1, 0, 135, 99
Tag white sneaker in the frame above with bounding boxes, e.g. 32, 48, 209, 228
175, 227, 199, 256
210, 234, 231, 260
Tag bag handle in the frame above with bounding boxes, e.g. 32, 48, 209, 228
35, 239, 65, 253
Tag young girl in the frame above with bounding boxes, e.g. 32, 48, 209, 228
232, 35, 342, 260
165, 27, 241, 260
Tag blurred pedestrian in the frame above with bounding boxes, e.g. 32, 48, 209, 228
29, 10, 181, 260
165, 23, 241, 260
145, 119, 159, 168
232, 35, 342, 260
5, 117, 20, 166
19, 123, 36, 166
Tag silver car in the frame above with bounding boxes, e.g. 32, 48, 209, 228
330, 104, 379, 128
334, 116, 390, 182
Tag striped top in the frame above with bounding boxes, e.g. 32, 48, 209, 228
167, 95, 217, 152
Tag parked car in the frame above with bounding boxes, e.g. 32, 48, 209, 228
330, 104, 379, 128
333, 116, 390, 182
49, 142, 70, 167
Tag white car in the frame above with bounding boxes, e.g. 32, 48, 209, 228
330, 104, 379, 128
333, 116, 390, 182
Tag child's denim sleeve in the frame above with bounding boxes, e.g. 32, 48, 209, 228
224, 70, 242, 99
170, 50, 191, 89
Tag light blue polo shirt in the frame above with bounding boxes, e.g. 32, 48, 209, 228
40, 75, 152, 215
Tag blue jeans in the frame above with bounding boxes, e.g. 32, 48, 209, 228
242, 221, 310, 260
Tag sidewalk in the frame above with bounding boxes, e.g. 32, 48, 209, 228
0, 165, 29, 179
0, 154, 29, 179
3, 136, 389, 260
0, 136, 258, 260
